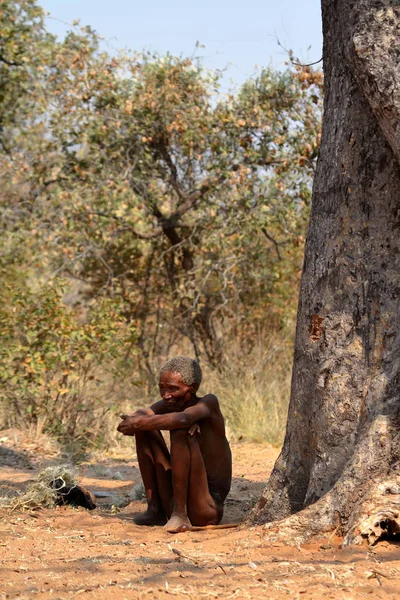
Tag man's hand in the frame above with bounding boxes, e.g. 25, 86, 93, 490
117, 414, 142, 436
188, 423, 200, 436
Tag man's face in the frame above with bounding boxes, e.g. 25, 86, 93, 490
159, 371, 193, 412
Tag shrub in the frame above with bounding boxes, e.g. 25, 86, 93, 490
0, 277, 137, 445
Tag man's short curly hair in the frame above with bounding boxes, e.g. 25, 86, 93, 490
159, 356, 202, 387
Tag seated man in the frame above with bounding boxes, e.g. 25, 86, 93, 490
117, 356, 232, 533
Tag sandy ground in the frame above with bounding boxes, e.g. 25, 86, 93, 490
1, 432, 399, 600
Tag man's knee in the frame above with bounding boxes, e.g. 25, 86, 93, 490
170, 428, 190, 444
134, 430, 149, 442
134, 429, 158, 448
170, 429, 200, 451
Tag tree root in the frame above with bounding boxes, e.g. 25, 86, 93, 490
252, 415, 400, 546
343, 480, 400, 546
254, 477, 400, 547
258, 502, 336, 546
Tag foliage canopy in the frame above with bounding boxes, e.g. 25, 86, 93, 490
0, 0, 323, 441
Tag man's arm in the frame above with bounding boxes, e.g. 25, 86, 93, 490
121, 400, 170, 419
117, 398, 212, 436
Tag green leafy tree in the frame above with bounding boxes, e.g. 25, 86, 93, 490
0, 274, 136, 440
0, 1, 323, 395
21, 43, 322, 371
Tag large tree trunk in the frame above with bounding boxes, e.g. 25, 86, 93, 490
252, 0, 400, 545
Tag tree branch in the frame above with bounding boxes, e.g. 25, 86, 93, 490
0, 136, 11, 155
88, 211, 163, 240
261, 227, 283, 260
169, 171, 231, 221
156, 144, 185, 202
0, 52, 22, 67
152, 138, 231, 220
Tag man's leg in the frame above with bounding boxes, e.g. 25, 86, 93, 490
165, 429, 219, 533
134, 430, 172, 525
186, 433, 222, 526
165, 429, 192, 531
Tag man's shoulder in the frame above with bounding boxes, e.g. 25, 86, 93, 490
198, 393, 219, 406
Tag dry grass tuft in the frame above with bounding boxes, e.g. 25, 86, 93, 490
0, 464, 77, 511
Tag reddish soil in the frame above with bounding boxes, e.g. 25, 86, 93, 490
1, 433, 399, 599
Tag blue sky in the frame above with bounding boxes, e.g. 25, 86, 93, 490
40, 1, 322, 87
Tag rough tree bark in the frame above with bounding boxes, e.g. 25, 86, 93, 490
252, 0, 400, 545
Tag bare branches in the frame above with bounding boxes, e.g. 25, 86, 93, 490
291, 58, 323, 67
261, 228, 283, 260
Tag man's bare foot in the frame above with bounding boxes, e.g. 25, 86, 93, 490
164, 514, 192, 533
133, 509, 167, 526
